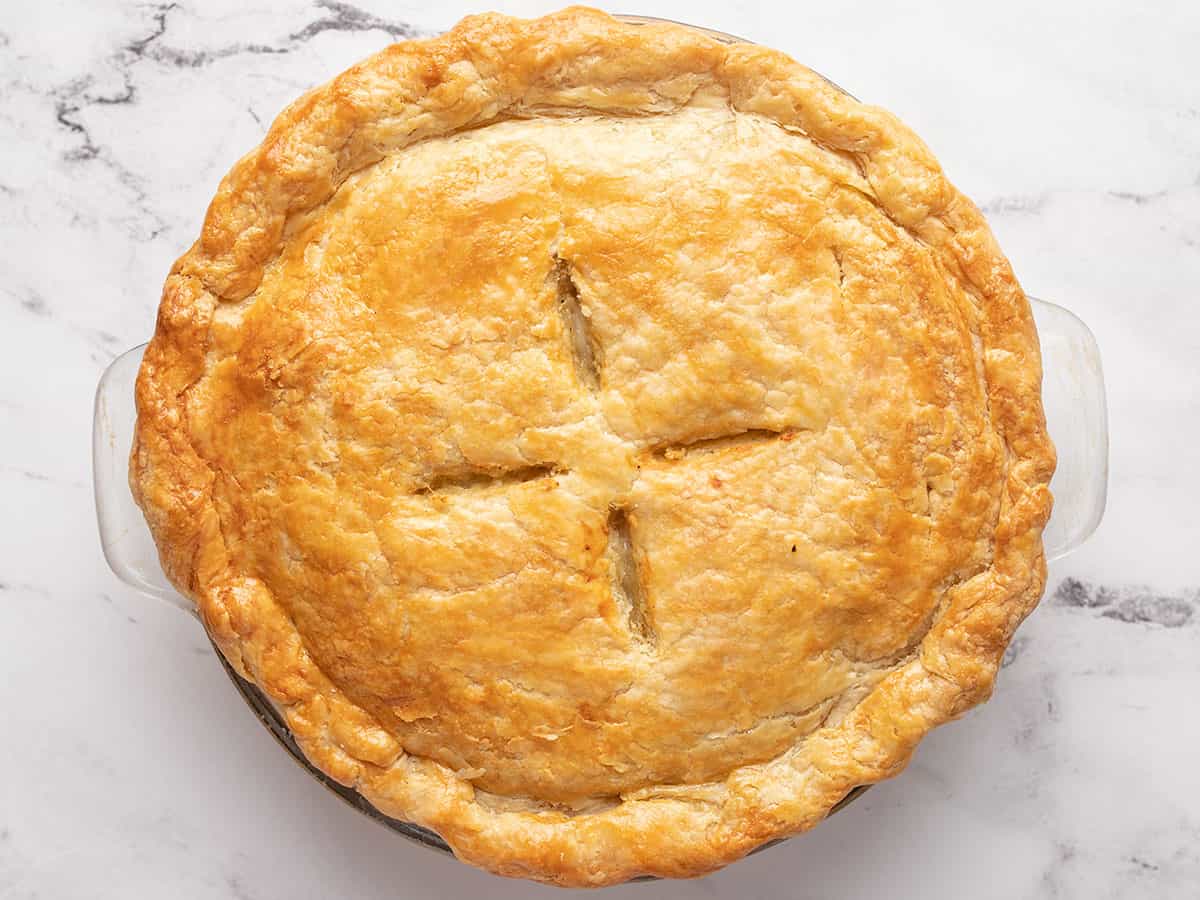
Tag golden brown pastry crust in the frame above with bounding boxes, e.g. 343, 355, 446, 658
131, 7, 1055, 886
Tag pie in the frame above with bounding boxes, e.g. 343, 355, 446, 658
131, 7, 1055, 886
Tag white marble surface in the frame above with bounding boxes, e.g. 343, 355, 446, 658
2, 1, 1198, 896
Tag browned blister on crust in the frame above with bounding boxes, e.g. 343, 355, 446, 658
131, 7, 1054, 886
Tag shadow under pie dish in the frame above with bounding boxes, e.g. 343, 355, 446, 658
129, 5, 1056, 887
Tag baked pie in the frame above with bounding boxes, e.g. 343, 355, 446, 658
131, 7, 1055, 886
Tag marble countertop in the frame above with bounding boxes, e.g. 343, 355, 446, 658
2, 1, 1198, 897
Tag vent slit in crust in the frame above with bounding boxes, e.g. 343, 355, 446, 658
417, 464, 562, 495
653, 427, 801, 459
553, 255, 601, 391
605, 506, 655, 645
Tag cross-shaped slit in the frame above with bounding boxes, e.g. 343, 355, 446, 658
407, 267, 815, 647
553, 255, 601, 391
605, 506, 654, 645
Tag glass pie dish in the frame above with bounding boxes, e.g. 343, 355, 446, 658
91, 14, 1109, 874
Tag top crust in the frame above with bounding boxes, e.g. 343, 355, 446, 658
131, 7, 1055, 886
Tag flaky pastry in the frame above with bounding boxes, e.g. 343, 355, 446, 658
132, 7, 1055, 886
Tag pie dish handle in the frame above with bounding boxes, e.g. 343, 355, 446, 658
93, 343, 195, 614
1028, 297, 1108, 562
